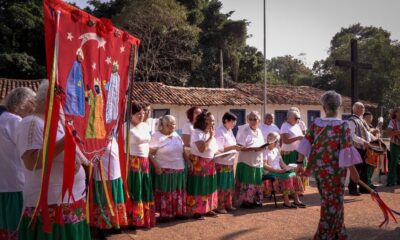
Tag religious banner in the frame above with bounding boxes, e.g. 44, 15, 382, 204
38, 0, 140, 232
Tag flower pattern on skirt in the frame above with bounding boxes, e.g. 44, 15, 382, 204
263, 176, 302, 197
215, 164, 234, 209
154, 168, 187, 218
91, 203, 128, 229
127, 201, 156, 228
234, 181, 263, 206
22, 199, 87, 225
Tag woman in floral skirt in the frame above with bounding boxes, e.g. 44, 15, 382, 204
150, 115, 188, 221
187, 110, 219, 220
297, 90, 361, 239
126, 102, 155, 228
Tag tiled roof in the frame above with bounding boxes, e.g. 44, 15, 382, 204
233, 83, 376, 108
131, 82, 263, 106
0, 78, 41, 101
0, 78, 376, 108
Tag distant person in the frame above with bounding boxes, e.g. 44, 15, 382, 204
280, 110, 304, 165
259, 113, 280, 142
182, 106, 202, 147
0, 87, 35, 239
143, 103, 158, 135
386, 107, 400, 186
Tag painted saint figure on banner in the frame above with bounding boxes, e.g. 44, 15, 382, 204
105, 61, 120, 123
65, 48, 85, 117
86, 78, 106, 139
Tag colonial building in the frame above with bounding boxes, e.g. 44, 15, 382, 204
0, 78, 375, 135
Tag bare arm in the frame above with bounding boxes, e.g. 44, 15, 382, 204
21, 137, 65, 171
281, 133, 303, 145
182, 134, 190, 147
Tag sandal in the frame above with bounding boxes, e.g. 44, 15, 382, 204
216, 209, 228, 214
226, 206, 237, 211
193, 214, 205, 220
293, 202, 307, 208
283, 203, 297, 209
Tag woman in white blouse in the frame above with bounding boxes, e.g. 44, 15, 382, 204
126, 102, 155, 228
0, 87, 35, 239
188, 110, 219, 220
280, 110, 304, 165
234, 111, 266, 208
181, 106, 202, 147
149, 115, 188, 221
16, 80, 90, 239
214, 112, 241, 214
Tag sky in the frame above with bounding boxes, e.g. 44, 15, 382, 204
73, 0, 400, 65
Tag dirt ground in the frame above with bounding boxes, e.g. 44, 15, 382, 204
108, 183, 400, 240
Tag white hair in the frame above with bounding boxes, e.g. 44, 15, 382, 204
35, 80, 49, 106
3, 87, 36, 113
247, 111, 261, 121
287, 110, 300, 119
158, 115, 176, 131
352, 101, 364, 112
320, 90, 342, 112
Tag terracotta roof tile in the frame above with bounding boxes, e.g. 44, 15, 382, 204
131, 82, 263, 106
0, 78, 41, 101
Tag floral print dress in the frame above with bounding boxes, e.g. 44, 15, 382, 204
297, 118, 361, 240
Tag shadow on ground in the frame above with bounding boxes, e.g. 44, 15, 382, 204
295, 226, 400, 240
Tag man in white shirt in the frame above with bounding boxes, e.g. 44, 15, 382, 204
259, 113, 280, 142
347, 102, 377, 195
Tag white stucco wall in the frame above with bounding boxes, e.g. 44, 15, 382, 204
150, 103, 350, 133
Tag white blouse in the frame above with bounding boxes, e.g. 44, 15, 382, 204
150, 131, 185, 169
129, 122, 151, 157
264, 147, 282, 174
0, 112, 24, 192
215, 125, 237, 165
280, 122, 303, 152
94, 137, 121, 181
182, 121, 194, 135
15, 115, 86, 207
236, 125, 264, 168
190, 129, 219, 159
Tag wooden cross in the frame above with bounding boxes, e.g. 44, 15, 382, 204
335, 39, 372, 107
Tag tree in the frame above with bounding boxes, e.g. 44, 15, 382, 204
316, 24, 400, 113
0, 0, 46, 79
237, 46, 264, 83
267, 55, 313, 85
113, 0, 200, 85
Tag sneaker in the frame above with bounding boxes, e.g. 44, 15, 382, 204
283, 203, 297, 209
193, 214, 205, 220
226, 206, 237, 211
293, 202, 307, 208
205, 211, 218, 217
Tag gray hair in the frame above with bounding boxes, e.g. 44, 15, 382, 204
264, 113, 274, 119
247, 111, 261, 121
35, 80, 49, 106
158, 115, 176, 131
3, 87, 36, 113
352, 101, 364, 112
320, 91, 342, 112
287, 110, 300, 119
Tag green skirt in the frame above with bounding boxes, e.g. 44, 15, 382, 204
154, 169, 186, 192
92, 178, 128, 229
0, 191, 23, 239
268, 171, 296, 180
235, 162, 263, 185
18, 217, 90, 240
282, 151, 307, 167
216, 164, 234, 190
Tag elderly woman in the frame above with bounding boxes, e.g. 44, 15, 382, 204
280, 110, 304, 165
297, 91, 361, 239
187, 110, 219, 220
386, 107, 400, 186
214, 112, 241, 214
0, 87, 35, 239
149, 115, 188, 221
15, 80, 90, 239
234, 111, 266, 208
91, 136, 127, 236
263, 132, 304, 208
126, 102, 155, 228
182, 106, 202, 147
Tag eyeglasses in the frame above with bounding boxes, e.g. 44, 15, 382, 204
249, 118, 258, 121
295, 117, 301, 120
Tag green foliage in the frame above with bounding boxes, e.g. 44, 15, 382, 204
267, 55, 313, 85
114, 0, 200, 85
316, 23, 400, 114
0, 0, 46, 79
